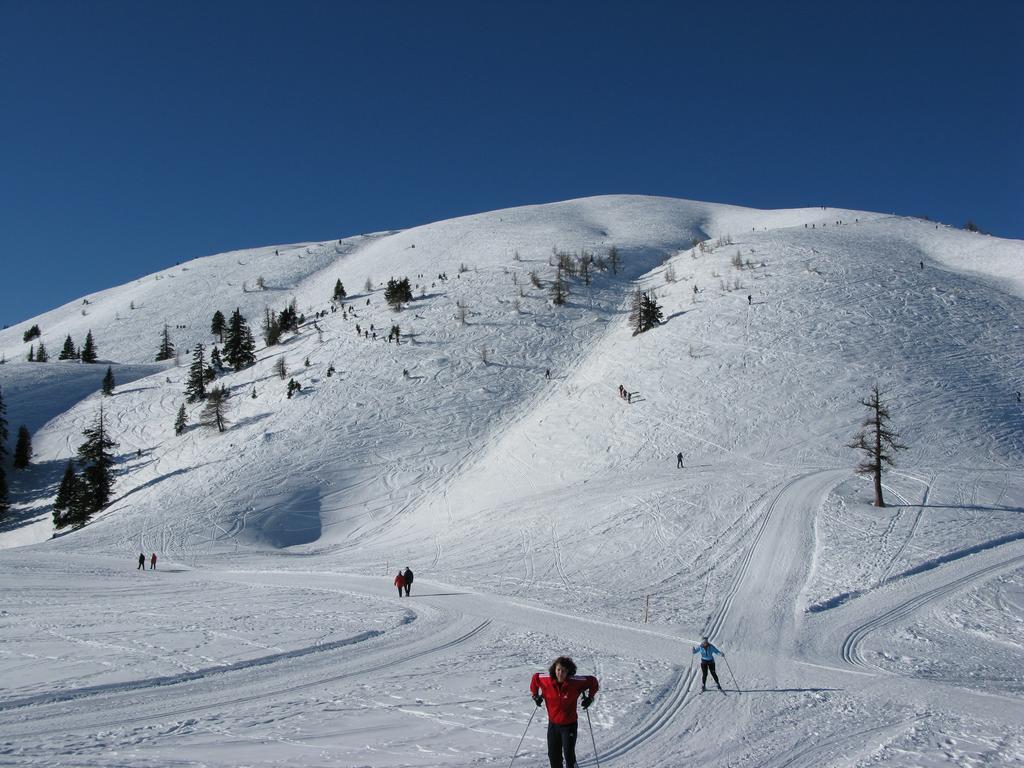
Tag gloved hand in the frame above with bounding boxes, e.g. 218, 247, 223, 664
533, 694, 544, 707
581, 696, 593, 709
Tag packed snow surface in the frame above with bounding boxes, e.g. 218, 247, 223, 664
1, 195, 1023, 766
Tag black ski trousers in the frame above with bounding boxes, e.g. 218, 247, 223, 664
547, 721, 578, 768
700, 659, 721, 687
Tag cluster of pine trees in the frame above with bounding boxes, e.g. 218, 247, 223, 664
262, 301, 304, 346
27, 330, 99, 363
384, 277, 413, 310
629, 289, 664, 335
52, 407, 118, 529
0, 387, 41, 521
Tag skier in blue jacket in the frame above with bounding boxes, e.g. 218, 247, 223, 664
692, 636, 724, 691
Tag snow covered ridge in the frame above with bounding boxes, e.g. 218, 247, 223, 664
1, 195, 1024, 767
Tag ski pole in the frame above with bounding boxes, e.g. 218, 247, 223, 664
723, 654, 741, 694
586, 706, 601, 768
507, 706, 538, 768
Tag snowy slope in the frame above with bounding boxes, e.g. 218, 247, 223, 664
1, 195, 1023, 767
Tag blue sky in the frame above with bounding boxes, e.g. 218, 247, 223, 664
2, 1, 1021, 326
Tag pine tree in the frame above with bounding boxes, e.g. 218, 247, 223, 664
549, 268, 568, 305
630, 291, 663, 335
210, 310, 226, 342
262, 308, 282, 346
848, 384, 908, 507
27, 346, 35, 362
101, 366, 115, 396
174, 403, 187, 435
185, 344, 207, 402
222, 308, 256, 369
76, 405, 118, 519
35, 342, 49, 362
13, 426, 32, 469
80, 330, 97, 363
608, 245, 621, 275
155, 325, 175, 361
22, 324, 41, 342
201, 385, 231, 432
209, 346, 224, 376
286, 378, 301, 398
333, 279, 346, 302
52, 460, 81, 529
59, 334, 78, 360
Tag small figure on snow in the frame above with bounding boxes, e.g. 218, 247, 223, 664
677, 452, 684, 469
530, 656, 599, 768
394, 570, 405, 597
402, 566, 413, 596
137, 553, 146, 570
545, 368, 551, 380
150, 552, 157, 570
693, 636, 725, 691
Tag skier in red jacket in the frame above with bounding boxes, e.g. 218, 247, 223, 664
393, 571, 405, 597
530, 656, 599, 768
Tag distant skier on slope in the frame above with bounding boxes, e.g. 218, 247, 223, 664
693, 636, 725, 691
677, 452, 684, 469
137, 553, 145, 570
402, 566, 413, 597
150, 552, 157, 570
530, 656, 599, 768
393, 571, 405, 597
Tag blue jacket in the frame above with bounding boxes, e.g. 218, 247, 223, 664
692, 643, 722, 661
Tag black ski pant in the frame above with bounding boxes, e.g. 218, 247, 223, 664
404, 584, 411, 596
700, 660, 720, 687
547, 721, 578, 768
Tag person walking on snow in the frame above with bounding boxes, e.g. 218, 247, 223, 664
137, 553, 145, 570
677, 452, 684, 469
693, 636, 725, 691
402, 566, 413, 596
393, 571, 405, 597
150, 552, 157, 570
530, 656, 599, 768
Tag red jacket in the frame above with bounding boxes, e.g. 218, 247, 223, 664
530, 672, 599, 725
394, 574, 405, 588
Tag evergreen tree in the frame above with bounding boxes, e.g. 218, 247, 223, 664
174, 403, 187, 435
630, 291, 663, 335
52, 460, 81, 529
549, 268, 568, 305
13, 426, 32, 469
209, 346, 224, 375
59, 334, 78, 360
333, 279, 346, 301
27, 346, 35, 362
210, 310, 226, 342
262, 308, 282, 346
848, 384, 908, 507
22, 324, 41, 342
185, 344, 208, 402
0, 465, 7, 521
35, 342, 49, 362
222, 308, 256, 369
155, 325, 175, 362
76, 405, 118, 519
286, 378, 301, 398
80, 330, 97, 363
101, 366, 115, 396
201, 385, 231, 432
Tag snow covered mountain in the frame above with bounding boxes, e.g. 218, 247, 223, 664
1, 195, 1022, 767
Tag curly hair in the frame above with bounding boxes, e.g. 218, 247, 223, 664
549, 656, 577, 678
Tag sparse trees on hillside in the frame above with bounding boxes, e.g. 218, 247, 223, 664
549, 268, 568, 305
286, 378, 302, 398
22, 325, 41, 343
211, 310, 226, 342
80, 331, 97, 363
101, 366, 115, 396
13, 426, 32, 469
274, 357, 287, 379
222, 308, 256, 369
52, 461, 83, 529
185, 344, 208, 402
155, 325, 175, 362
262, 308, 282, 346
848, 384, 908, 507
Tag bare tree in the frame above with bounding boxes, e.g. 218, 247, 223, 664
848, 384, 908, 507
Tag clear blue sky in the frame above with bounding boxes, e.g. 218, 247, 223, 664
2, 1, 1021, 326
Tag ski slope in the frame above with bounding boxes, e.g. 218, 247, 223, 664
1, 195, 1023, 766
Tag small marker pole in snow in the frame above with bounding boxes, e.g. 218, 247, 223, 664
723, 655, 741, 694
644, 594, 650, 623
507, 707, 538, 768
586, 706, 601, 768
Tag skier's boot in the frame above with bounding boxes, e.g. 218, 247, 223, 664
701, 685, 706, 692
